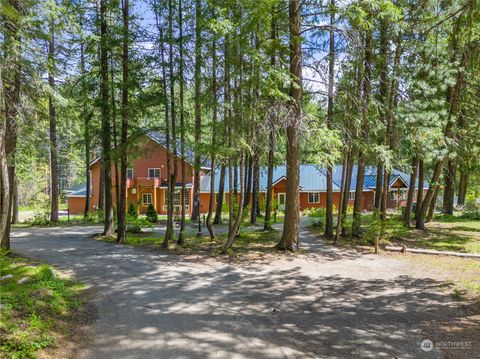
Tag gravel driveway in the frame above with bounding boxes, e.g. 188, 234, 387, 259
10, 225, 478, 359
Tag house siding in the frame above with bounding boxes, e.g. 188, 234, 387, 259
67, 135, 428, 216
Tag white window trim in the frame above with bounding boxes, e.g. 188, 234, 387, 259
142, 193, 153, 205
148, 168, 161, 178
348, 191, 355, 200
127, 168, 134, 179
308, 192, 320, 203
164, 189, 189, 206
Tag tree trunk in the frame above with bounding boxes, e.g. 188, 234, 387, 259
416, 161, 444, 229
48, 24, 59, 223
110, 63, 120, 211
233, 163, 238, 195
380, 169, 389, 223
374, 162, 383, 209
415, 159, 424, 220
376, 18, 389, 211
278, 0, 302, 251
80, 34, 91, 218
117, 0, 129, 244
334, 148, 348, 243
416, 36, 468, 228
157, 4, 174, 248
223, 152, 245, 252
442, 160, 456, 214
352, 153, 365, 236
263, 10, 276, 232
168, 0, 178, 246
98, 163, 104, 210
427, 185, 440, 223
100, 0, 114, 236
191, 0, 202, 221
352, 27, 372, 237
11, 178, 18, 224
177, 0, 186, 244
250, 154, 259, 224
0, 66, 11, 249
457, 170, 468, 206
2, 0, 21, 248
214, 165, 225, 224
324, 0, 335, 239
206, 22, 217, 241
243, 155, 252, 209
264, 124, 275, 230
341, 150, 353, 236
404, 157, 418, 228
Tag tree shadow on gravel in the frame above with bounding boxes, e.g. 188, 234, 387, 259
10, 226, 480, 359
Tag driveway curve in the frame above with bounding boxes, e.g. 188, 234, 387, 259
10, 225, 478, 359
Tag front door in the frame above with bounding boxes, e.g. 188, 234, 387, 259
278, 193, 286, 211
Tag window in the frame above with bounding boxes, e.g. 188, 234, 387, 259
142, 193, 152, 205
165, 189, 189, 206
127, 168, 133, 179
399, 189, 408, 200
308, 192, 319, 203
148, 168, 160, 178
348, 191, 355, 200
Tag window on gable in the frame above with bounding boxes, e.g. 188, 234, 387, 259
142, 193, 152, 205
308, 192, 319, 203
148, 168, 160, 178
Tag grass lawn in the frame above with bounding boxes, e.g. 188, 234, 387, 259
393, 252, 480, 302
385, 214, 480, 254
0, 251, 85, 358
309, 212, 480, 254
95, 224, 282, 257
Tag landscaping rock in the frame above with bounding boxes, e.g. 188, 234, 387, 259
17, 277, 31, 284
31, 288, 53, 299
0, 274, 13, 281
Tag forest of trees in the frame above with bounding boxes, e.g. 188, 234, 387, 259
1, 0, 479, 251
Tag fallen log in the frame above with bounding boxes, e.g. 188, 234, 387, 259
384, 245, 480, 259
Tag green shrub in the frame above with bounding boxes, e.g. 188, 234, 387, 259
128, 203, 138, 218
305, 207, 326, 218
461, 211, 480, 220
362, 210, 382, 247
146, 204, 158, 223
29, 211, 50, 226
305, 207, 326, 228
464, 195, 479, 212
127, 215, 153, 233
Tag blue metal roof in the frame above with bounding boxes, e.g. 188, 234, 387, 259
332, 165, 428, 191
202, 164, 429, 193
68, 187, 91, 197
69, 164, 429, 197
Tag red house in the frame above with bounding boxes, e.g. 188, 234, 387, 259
67, 132, 427, 215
